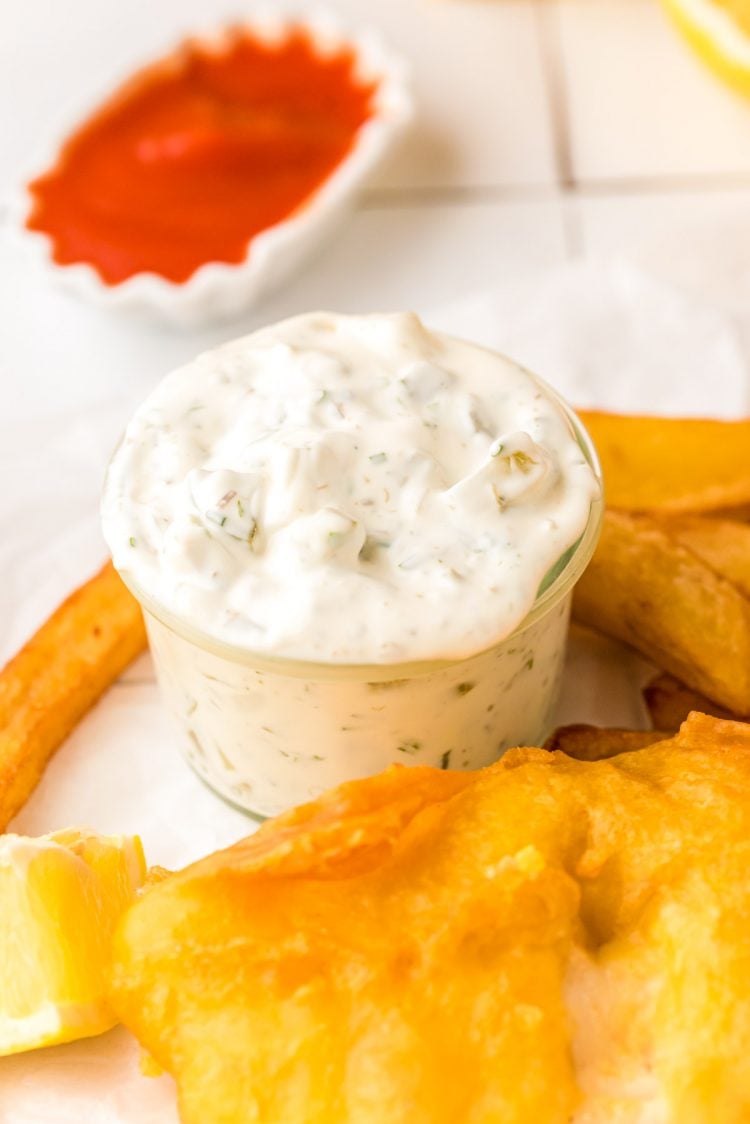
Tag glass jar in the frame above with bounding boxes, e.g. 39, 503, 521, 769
116, 406, 602, 819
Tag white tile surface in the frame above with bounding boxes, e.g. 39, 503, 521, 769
1, 0, 555, 201
0, 196, 568, 419
559, 0, 750, 181
257, 196, 569, 312
348, 0, 557, 189
576, 186, 750, 313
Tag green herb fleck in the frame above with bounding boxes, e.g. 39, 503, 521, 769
369, 452, 387, 464
492, 486, 506, 512
525, 657, 534, 671
237, 499, 245, 517
397, 739, 422, 755
128, 536, 136, 548
359, 536, 391, 563
456, 682, 475, 696
491, 443, 505, 457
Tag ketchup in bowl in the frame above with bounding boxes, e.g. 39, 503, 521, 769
25, 29, 376, 286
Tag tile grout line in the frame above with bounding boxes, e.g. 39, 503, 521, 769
361, 183, 559, 208
564, 170, 750, 196
534, 0, 576, 191
533, 0, 583, 258
361, 171, 750, 211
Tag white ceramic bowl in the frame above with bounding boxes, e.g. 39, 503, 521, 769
14, 12, 413, 328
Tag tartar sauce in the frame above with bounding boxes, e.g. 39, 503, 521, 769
103, 311, 599, 664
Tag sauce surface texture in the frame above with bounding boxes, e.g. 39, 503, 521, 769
26, 30, 375, 284
103, 313, 599, 665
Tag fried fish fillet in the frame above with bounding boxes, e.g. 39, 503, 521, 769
543, 724, 671, 760
110, 714, 750, 1124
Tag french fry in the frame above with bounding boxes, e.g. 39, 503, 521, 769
0, 561, 147, 830
643, 673, 739, 732
544, 725, 669, 761
572, 509, 750, 714
661, 516, 750, 599
578, 411, 750, 514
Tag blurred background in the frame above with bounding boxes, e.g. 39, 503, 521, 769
4, 0, 750, 408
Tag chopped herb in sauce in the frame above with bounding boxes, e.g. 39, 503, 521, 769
397, 739, 421, 755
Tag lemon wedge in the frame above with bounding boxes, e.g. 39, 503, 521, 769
663, 0, 750, 95
0, 828, 146, 1056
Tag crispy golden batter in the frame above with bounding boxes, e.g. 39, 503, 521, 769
0, 562, 147, 829
573, 510, 750, 713
643, 672, 739, 730
111, 714, 750, 1124
578, 411, 750, 514
661, 515, 750, 599
544, 724, 670, 760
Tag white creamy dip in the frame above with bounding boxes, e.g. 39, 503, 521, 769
103, 311, 599, 665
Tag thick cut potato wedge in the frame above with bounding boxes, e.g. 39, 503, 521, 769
0, 562, 147, 829
579, 411, 750, 514
643, 673, 740, 731
544, 725, 669, 760
572, 510, 750, 714
661, 516, 750, 599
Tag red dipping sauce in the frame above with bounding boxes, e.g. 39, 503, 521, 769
26, 29, 377, 285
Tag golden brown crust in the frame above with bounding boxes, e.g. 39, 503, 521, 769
659, 515, 750, 599
572, 509, 750, 713
578, 411, 750, 513
544, 724, 670, 760
0, 561, 147, 829
643, 672, 739, 730
110, 715, 750, 1123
